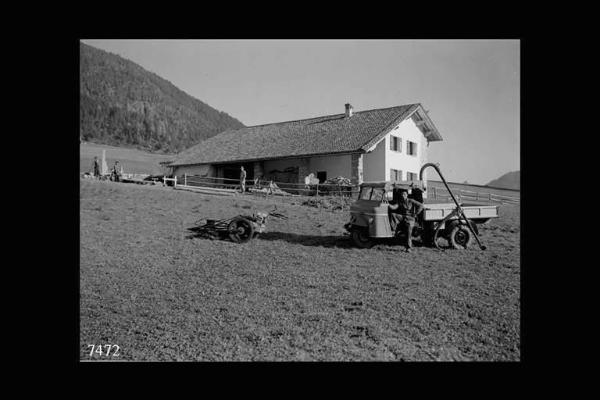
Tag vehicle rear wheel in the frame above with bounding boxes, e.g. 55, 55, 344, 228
351, 228, 374, 248
228, 217, 254, 243
449, 225, 473, 249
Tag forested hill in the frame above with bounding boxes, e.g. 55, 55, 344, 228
486, 171, 520, 190
80, 42, 245, 154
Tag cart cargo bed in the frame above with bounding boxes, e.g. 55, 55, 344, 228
423, 203, 499, 222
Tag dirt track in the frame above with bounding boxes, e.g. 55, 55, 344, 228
80, 179, 520, 361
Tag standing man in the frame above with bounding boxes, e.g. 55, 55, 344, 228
112, 161, 122, 182
239, 166, 247, 193
388, 189, 424, 252
92, 156, 100, 178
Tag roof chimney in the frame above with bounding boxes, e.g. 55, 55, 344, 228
345, 103, 353, 118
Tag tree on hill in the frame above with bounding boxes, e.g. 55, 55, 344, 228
79, 42, 245, 154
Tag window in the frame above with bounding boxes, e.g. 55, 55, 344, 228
390, 169, 402, 181
407, 141, 417, 156
317, 171, 327, 183
390, 136, 401, 152
371, 188, 386, 201
359, 187, 373, 200
407, 172, 417, 181
360, 187, 385, 201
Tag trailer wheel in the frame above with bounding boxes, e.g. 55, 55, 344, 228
449, 225, 473, 249
228, 217, 254, 243
351, 228, 374, 248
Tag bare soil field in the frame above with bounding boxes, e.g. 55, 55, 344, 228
80, 179, 520, 361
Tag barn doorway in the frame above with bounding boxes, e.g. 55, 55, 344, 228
317, 171, 327, 183
219, 163, 254, 182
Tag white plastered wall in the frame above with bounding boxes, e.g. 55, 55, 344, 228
308, 154, 352, 180
385, 118, 429, 181
361, 117, 430, 184
363, 138, 386, 181
263, 155, 352, 180
173, 164, 215, 177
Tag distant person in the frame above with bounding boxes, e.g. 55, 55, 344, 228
268, 180, 275, 196
111, 161, 122, 182
388, 189, 424, 252
92, 156, 100, 178
239, 166, 246, 193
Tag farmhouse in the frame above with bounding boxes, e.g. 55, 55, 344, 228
169, 103, 443, 185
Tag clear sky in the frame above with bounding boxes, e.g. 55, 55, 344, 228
82, 39, 519, 185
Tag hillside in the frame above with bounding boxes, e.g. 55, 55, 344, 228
80, 142, 173, 175
486, 171, 520, 190
80, 42, 245, 153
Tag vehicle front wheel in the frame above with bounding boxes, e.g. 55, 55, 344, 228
351, 228, 374, 248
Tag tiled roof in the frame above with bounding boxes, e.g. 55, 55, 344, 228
170, 103, 440, 166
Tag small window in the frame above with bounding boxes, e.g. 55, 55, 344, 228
317, 171, 327, 183
407, 141, 417, 156
389, 136, 401, 152
390, 169, 402, 181
407, 172, 417, 181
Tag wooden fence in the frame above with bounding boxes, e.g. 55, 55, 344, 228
173, 174, 520, 205
427, 186, 520, 205
177, 174, 359, 197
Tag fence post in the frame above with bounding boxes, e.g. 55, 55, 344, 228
174, 176, 177, 187
316, 184, 319, 197
489, 193, 492, 201
163, 176, 166, 186
184, 173, 187, 186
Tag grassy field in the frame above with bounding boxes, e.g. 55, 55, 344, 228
80, 179, 520, 361
80, 142, 174, 175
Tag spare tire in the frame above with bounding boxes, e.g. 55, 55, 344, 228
449, 225, 473, 249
